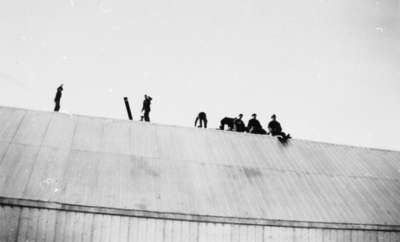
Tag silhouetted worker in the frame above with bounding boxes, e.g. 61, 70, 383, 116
219, 117, 235, 130
195, 112, 208, 128
233, 114, 246, 132
268, 114, 291, 141
141, 94, 152, 122
54, 84, 63, 112
247, 113, 267, 134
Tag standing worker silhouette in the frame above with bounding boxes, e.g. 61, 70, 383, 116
195, 112, 208, 128
247, 113, 267, 134
141, 94, 152, 122
267, 114, 291, 141
54, 84, 63, 112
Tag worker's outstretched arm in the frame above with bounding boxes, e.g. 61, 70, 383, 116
194, 117, 199, 127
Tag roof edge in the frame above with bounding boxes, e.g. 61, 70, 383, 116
1, 105, 399, 153
1, 196, 399, 232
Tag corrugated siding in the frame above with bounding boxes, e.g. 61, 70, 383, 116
0, 106, 400, 226
1, 206, 400, 242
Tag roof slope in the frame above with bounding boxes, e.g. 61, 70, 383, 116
0, 106, 399, 226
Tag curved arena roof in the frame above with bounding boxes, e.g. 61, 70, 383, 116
0, 106, 399, 232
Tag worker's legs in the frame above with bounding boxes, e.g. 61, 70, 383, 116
144, 111, 150, 122
54, 101, 60, 112
200, 119, 207, 128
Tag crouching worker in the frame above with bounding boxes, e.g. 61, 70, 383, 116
247, 113, 267, 134
268, 114, 291, 142
195, 112, 208, 128
219, 117, 235, 130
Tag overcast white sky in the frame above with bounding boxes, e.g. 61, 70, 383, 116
0, 0, 399, 150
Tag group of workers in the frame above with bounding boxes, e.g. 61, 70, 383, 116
53, 85, 291, 142
195, 112, 291, 142
53, 85, 153, 122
